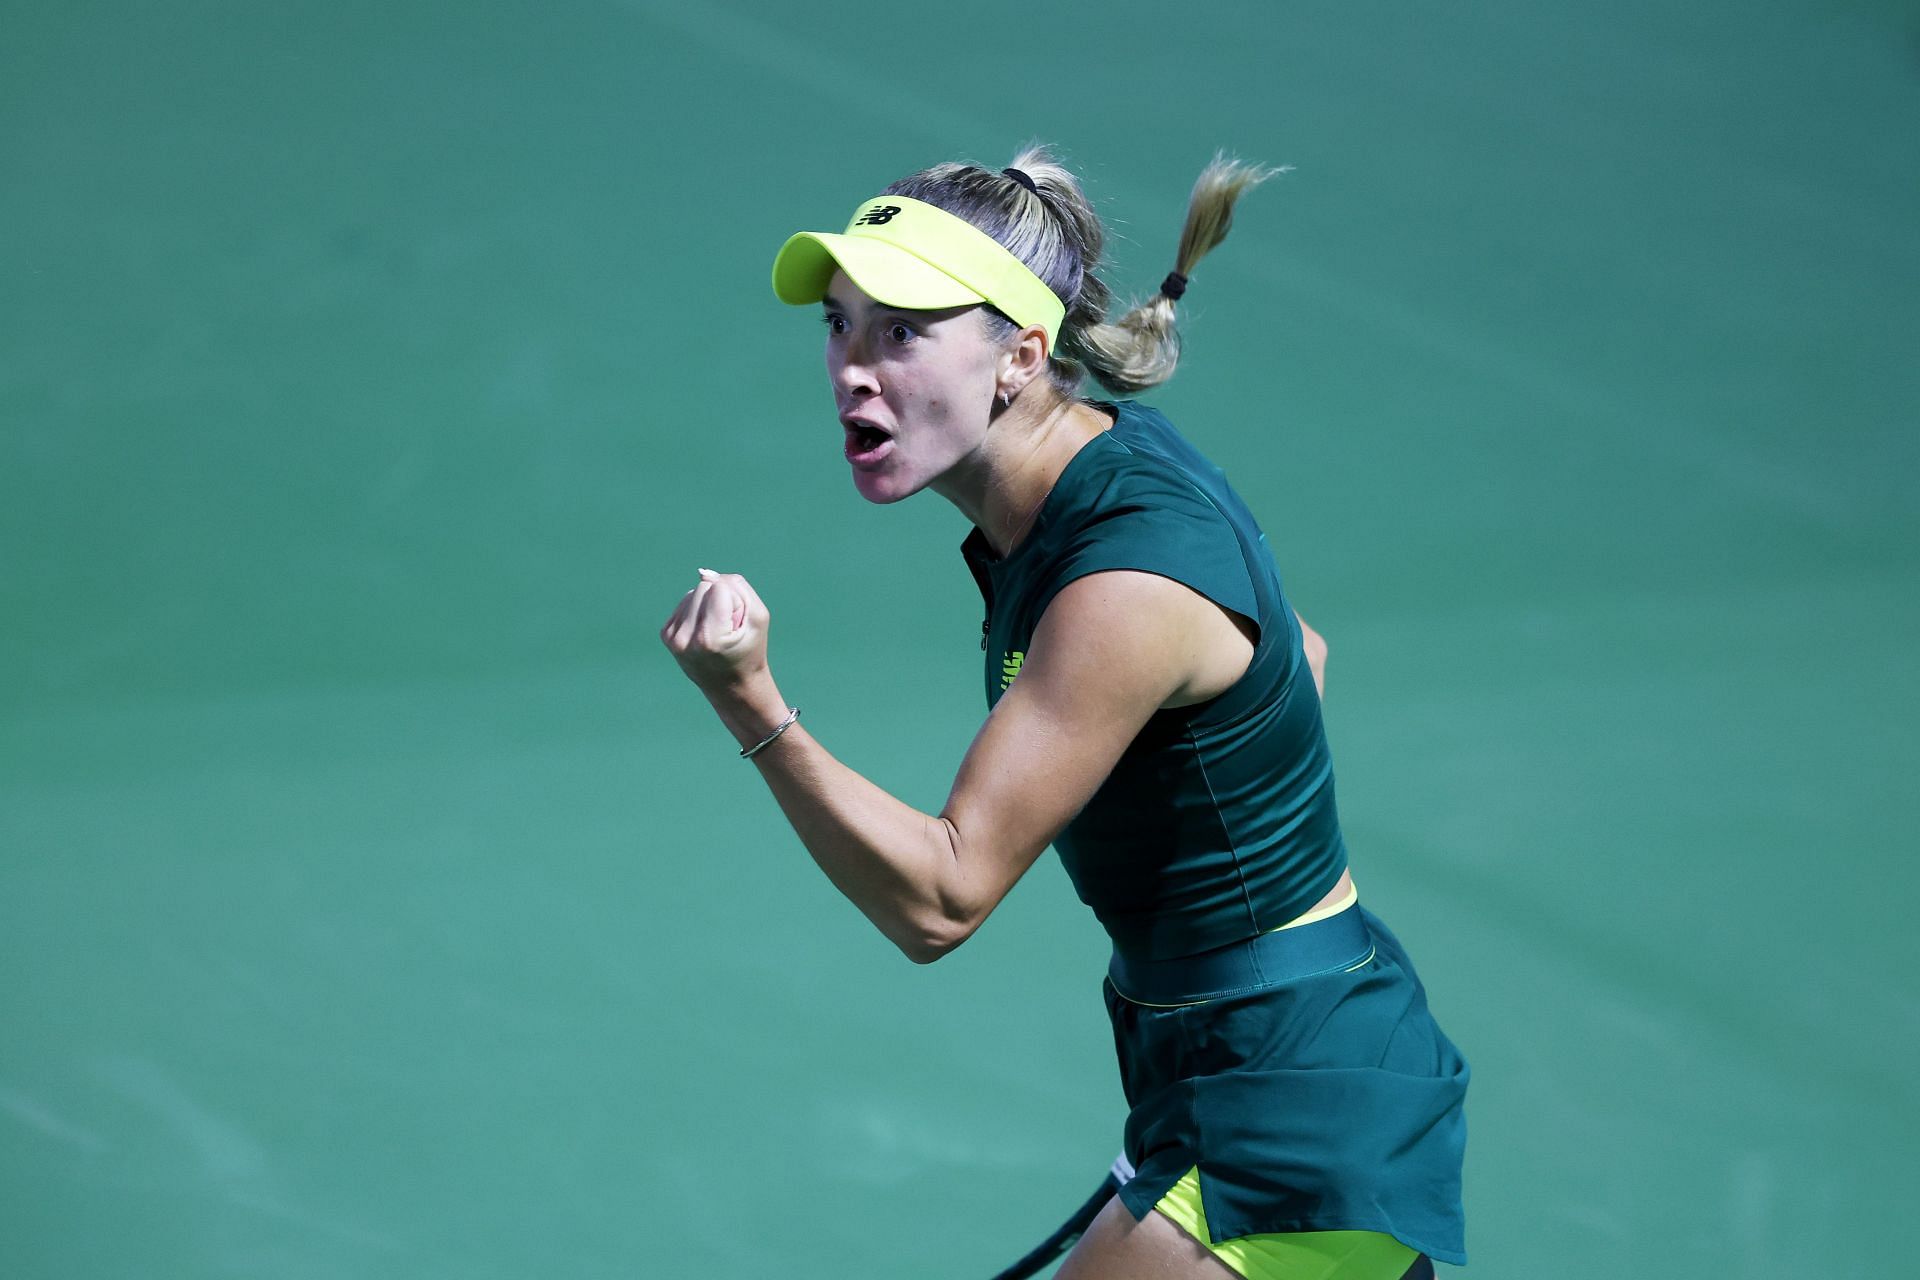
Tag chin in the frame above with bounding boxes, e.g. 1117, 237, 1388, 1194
850, 468, 923, 505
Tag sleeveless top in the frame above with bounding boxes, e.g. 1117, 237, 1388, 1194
961, 401, 1348, 961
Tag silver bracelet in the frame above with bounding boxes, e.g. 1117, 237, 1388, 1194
740, 706, 800, 760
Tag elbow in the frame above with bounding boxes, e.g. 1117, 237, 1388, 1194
902, 936, 956, 967
894, 814, 986, 963
897, 913, 978, 965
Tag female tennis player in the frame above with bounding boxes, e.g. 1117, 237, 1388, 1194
660, 147, 1468, 1278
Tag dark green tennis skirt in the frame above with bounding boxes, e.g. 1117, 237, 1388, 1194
1104, 905, 1469, 1267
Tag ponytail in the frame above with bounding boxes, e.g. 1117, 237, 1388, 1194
1070, 154, 1283, 394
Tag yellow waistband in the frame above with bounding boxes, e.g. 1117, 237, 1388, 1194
1270, 881, 1358, 934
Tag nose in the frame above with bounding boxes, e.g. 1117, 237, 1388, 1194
829, 331, 880, 401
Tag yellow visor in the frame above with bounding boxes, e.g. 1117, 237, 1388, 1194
771, 195, 1066, 350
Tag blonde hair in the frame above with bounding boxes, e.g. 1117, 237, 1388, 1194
883, 145, 1283, 396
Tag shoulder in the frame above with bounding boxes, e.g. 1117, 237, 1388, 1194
1051, 434, 1230, 535
1034, 436, 1254, 623
1052, 400, 1227, 513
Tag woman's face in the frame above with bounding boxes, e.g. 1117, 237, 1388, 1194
821, 269, 1006, 504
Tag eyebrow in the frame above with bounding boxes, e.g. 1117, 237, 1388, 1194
821, 291, 849, 313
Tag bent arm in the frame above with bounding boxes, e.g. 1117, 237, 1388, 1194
707, 571, 1206, 962
1295, 610, 1327, 695
702, 685, 975, 963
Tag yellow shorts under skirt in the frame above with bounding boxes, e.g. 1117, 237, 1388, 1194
1155, 1167, 1419, 1280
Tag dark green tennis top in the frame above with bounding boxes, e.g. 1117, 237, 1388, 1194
961, 401, 1347, 961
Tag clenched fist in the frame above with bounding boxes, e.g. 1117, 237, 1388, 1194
660, 568, 772, 696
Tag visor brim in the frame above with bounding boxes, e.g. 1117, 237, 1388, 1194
772, 232, 988, 312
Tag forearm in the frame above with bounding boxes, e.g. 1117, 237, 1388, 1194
706, 675, 968, 962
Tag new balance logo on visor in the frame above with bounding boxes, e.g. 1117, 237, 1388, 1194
855, 205, 902, 226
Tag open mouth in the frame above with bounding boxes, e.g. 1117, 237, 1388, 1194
843, 419, 895, 466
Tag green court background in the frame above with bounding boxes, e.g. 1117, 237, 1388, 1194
3, 2, 1915, 1276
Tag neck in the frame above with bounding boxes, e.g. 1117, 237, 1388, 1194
936, 395, 1111, 559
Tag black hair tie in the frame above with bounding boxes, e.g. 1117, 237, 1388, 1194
1002, 166, 1038, 194
1160, 271, 1189, 301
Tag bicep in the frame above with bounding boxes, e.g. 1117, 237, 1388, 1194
936, 571, 1205, 920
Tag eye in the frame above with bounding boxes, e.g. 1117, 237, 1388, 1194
886, 321, 916, 344
820, 312, 847, 335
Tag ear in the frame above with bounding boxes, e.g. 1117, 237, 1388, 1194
994, 324, 1051, 401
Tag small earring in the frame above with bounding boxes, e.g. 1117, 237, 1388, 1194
999, 390, 1012, 408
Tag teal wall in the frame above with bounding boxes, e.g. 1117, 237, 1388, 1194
3, 2, 1915, 1275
